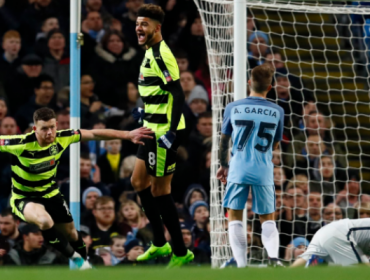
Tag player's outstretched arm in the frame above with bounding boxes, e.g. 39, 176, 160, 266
80, 127, 154, 145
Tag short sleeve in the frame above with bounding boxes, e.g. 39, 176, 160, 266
221, 104, 233, 136
153, 42, 180, 84
274, 107, 285, 142
57, 129, 81, 148
0, 135, 27, 156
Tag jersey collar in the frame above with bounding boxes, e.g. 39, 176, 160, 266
247, 96, 265, 100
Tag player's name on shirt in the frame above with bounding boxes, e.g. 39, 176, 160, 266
233, 107, 278, 118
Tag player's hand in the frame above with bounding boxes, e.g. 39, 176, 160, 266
0, 249, 6, 257
335, 190, 347, 204
132, 107, 145, 124
128, 127, 154, 145
217, 166, 228, 185
157, 131, 176, 149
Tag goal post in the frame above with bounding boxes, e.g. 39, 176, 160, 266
194, 0, 370, 267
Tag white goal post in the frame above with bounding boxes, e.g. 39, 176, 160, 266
193, 0, 370, 267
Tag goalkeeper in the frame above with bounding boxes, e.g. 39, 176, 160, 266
131, 4, 194, 267
3, 107, 153, 269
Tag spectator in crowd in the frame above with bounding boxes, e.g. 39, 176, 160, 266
18, 0, 63, 53
246, 9, 257, 44
80, 225, 104, 265
56, 109, 70, 130
186, 112, 212, 167
3, 224, 67, 266
180, 70, 197, 101
4, 54, 43, 114
81, 186, 102, 225
0, 209, 21, 250
274, 166, 287, 190
110, 235, 126, 265
306, 191, 323, 240
42, 29, 70, 93
272, 148, 282, 166
178, 14, 206, 71
91, 30, 140, 108
180, 222, 210, 264
97, 139, 122, 185
0, 30, 21, 84
195, 53, 211, 101
90, 196, 121, 249
34, 17, 60, 57
286, 174, 309, 195
356, 202, 370, 218
299, 101, 317, 130
189, 201, 209, 246
174, 49, 189, 73
183, 184, 208, 219
336, 171, 362, 218
310, 155, 343, 205
187, 85, 209, 117
60, 153, 109, 207
80, 74, 105, 129
265, 48, 285, 70
322, 203, 343, 225
248, 31, 269, 66
120, 0, 144, 49
83, 0, 113, 28
117, 200, 149, 237
0, 116, 16, 136
15, 74, 55, 132
88, 119, 107, 165
119, 238, 144, 265
82, 11, 106, 43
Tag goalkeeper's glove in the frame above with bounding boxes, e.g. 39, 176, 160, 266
132, 107, 145, 124
158, 131, 176, 149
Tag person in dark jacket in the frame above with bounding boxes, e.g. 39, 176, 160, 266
183, 184, 208, 217
180, 222, 210, 264
118, 238, 145, 266
90, 30, 141, 108
3, 224, 68, 266
4, 54, 43, 115
97, 139, 123, 185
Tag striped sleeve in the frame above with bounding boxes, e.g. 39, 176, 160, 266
57, 129, 81, 147
0, 135, 27, 156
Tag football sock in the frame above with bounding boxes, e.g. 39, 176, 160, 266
138, 188, 166, 247
70, 230, 87, 260
155, 194, 187, 256
229, 220, 247, 268
42, 226, 75, 258
261, 220, 279, 259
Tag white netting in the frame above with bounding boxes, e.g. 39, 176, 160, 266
194, 0, 370, 267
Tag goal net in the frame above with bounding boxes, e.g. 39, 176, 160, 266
193, 0, 370, 267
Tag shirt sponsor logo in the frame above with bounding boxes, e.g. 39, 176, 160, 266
167, 163, 176, 172
163, 70, 172, 82
49, 145, 59, 155
29, 159, 56, 172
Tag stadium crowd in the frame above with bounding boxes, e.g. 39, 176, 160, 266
0, 0, 369, 266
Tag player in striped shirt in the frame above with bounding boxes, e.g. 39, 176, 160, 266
2, 107, 153, 269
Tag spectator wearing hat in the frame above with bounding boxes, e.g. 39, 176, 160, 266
118, 238, 145, 265
2, 224, 67, 266
80, 225, 104, 265
180, 222, 210, 264
81, 186, 103, 226
4, 54, 43, 115
90, 30, 140, 109
42, 29, 70, 93
189, 201, 210, 247
248, 30, 270, 66
15, 74, 56, 132
183, 184, 208, 219
187, 85, 209, 117
284, 237, 309, 262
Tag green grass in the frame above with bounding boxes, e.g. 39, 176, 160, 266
1, 266, 370, 280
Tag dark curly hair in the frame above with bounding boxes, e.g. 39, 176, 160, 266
137, 4, 165, 24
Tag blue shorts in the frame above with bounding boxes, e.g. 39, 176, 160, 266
222, 183, 276, 215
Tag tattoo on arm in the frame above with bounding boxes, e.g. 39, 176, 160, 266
219, 134, 231, 167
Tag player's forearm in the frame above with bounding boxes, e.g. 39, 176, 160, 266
166, 80, 185, 133
91, 129, 129, 141
219, 134, 230, 167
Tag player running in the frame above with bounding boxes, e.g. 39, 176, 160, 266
131, 4, 194, 267
3, 107, 153, 269
292, 218, 370, 267
217, 65, 285, 268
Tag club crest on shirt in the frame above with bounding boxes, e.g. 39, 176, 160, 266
49, 145, 59, 155
163, 70, 172, 82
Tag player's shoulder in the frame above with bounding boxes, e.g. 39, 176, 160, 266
265, 100, 285, 114
0, 132, 36, 147
156, 40, 175, 59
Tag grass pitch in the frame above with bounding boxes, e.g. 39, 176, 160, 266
1, 266, 369, 280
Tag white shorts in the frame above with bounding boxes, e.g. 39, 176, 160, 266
299, 223, 369, 266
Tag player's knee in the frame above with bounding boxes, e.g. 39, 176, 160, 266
36, 215, 54, 230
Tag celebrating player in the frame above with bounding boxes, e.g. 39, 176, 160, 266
3, 107, 153, 269
131, 4, 194, 267
217, 65, 285, 267
292, 218, 370, 267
